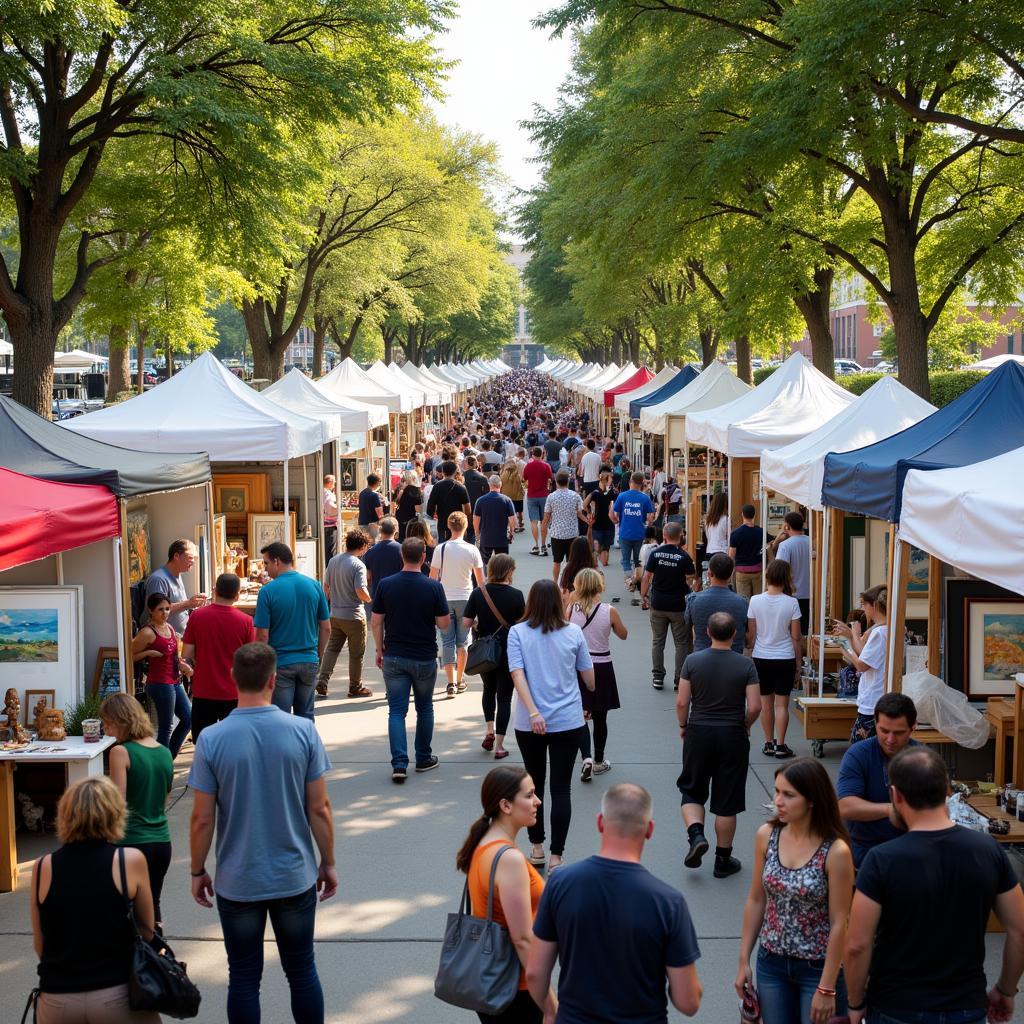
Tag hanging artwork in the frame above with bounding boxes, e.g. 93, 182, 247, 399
0, 608, 58, 662
126, 510, 151, 586
91, 647, 122, 698
946, 578, 1024, 698
338, 458, 358, 492
248, 512, 296, 558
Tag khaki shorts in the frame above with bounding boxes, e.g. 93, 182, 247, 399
734, 570, 762, 598
38, 984, 162, 1024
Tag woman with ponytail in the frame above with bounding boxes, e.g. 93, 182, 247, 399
456, 766, 557, 1023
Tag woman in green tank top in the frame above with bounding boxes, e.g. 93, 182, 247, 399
101, 692, 173, 931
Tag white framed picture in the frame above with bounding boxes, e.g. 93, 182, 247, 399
0, 586, 84, 709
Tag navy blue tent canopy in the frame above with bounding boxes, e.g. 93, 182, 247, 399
629, 365, 699, 419
820, 362, 1024, 522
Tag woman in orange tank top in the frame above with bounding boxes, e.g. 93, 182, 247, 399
456, 766, 557, 1023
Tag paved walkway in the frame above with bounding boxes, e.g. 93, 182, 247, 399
0, 527, 1003, 1021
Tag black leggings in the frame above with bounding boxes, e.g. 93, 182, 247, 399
477, 988, 542, 1023
481, 665, 514, 735
578, 711, 609, 762
131, 840, 172, 926
514, 727, 585, 856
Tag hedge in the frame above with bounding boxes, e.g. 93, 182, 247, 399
748, 365, 985, 406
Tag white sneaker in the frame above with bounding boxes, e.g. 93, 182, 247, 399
580, 758, 594, 782
592, 760, 612, 775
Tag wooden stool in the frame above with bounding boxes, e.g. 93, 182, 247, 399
987, 697, 1016, 787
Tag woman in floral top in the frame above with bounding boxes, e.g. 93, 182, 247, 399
735, 757, 855, 1024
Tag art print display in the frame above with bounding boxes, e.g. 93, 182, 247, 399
0, 587, 84, 708
91, 647, 122, 698
24, 689, 56, 727
214, 473, 270, 533
126, 510, 151, 586
882, 532, 929, 595
338, 458, 358, 492
945, 578, 1024, 698
248, 512, 296, 558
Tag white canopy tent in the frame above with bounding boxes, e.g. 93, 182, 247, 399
264, 368, 387, 439
367, 361, 427, 407
900, 446, 1024, 598
760, 375, 937, 689
319, 358, 413, 413
965, 353, 1024, 371
401, 362, 455, 403
569, 363, 614, 391
613, 365, 679, 414
578, 363, 630, 400
638, 361, 751, 441
55, 348, 108, 369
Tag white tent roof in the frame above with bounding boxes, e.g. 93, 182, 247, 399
416, 362, 459, 393
555, 361, 590, 381
264, 368, 388, 436
367, 361, 426, 406
65, 352, 325, 461
965, 353, 1024, 371
583, 363, 637, 401
760, 375, 936, 510
438, 363, 475, 385
686, 352, 856, 457
613, 365, 679, 413
55, 348, 108, 368
639, 362, 751, 437
319, 358, 413, 413
547, 359, 575, 377
400, 362, 455, 401
385, 361, 439, 404
901, 445, 1024, 596
568, 363, 612, 390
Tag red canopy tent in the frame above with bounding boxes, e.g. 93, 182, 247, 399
0, 467, 120, 572
604, 366, 655, 406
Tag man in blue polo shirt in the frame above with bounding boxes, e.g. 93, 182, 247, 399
253, 542, 330, 721
611, 471, 656, 592
837, 692, 919, 867
473, 475, 518, 566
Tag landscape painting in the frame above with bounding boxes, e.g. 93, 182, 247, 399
0, 609, 59, 662
981, 612, 1024, 681
963, 597, 1024, 697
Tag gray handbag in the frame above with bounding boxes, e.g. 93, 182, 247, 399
434, 845, 521, 1014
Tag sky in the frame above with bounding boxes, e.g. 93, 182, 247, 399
430, 1, 575, 240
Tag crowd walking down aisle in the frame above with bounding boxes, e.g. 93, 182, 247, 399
9, 368, 1024, 1024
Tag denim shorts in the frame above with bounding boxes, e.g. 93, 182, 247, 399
526, 497, 547, 522
592, 528, 614, 551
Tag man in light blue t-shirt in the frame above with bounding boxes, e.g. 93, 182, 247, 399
189, 642, 335, 1022
611, 472, 656, 588
254, 542, 330, 720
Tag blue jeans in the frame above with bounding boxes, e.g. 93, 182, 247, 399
146, 682, 191, 759
441, 600, 470, 667
217, 885, 322, 1024
382, 656, 437, 768
272, 662, 317, 721
757, 948, 846, 1024
620, 536, 644, 575
867, 1011, 984, 1024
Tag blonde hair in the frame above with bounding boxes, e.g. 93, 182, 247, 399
448, 510, 468, 531
401, 469, 420, 488
101, 692, 155, 741
57, 776, 125, 844
572, 568, 605, 615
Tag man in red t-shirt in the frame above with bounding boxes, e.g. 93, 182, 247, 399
522, 446, 555, 555
182, 573, 256, 742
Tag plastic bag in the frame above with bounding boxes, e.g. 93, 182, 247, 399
902, 670, 991, 749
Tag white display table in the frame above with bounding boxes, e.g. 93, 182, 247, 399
1, 735, 116, 892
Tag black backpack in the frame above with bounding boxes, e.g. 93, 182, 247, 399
129, 579, 148, 631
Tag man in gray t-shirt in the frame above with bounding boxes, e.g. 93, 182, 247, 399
316, 529, 373, 699
143, 538, 207, 634
685, 553, 748, 654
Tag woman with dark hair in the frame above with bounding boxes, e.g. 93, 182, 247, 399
404, 519, 435, 574
456, 766, 556, 1023
132, 591, 192, 758
704, 491, 730, 557
582, 469, 616, 567
736, 757, 854, 1024
508, 580, 595, 871
558, 536, 596, 608
463, 554, 526, 760
832, 584, 889, 742
747, 559, 802, 759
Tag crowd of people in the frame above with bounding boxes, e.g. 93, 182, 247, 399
22, 368, 1024, 1024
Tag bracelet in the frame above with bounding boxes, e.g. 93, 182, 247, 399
190, 868, 207, 877
995, 982, 1019, 998
815, 986, 836, 996
847, 1000, 866, 1012
529, 710, 540, 718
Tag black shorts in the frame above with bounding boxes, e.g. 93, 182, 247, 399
754, 657, 797, 697
550, 537, 574, 563
797, 598, 810, 635
677, 724, 749, 816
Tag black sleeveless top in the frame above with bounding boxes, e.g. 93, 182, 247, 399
37, 840, 134, 992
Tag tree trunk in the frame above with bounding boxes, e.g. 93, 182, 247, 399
312, 312, 326, 377
792, 266, 835, 378
242, 298, 289, 381
734, 334, 752, 384
884, 223, 931, 399
136, 327, 147, 393
108, 324, 131, 396
7, 313, 57, 417
698, 325, 718, 367
627, 322, 642, 364
610, 330, 623, 364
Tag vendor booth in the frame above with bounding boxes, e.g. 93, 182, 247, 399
0, 469, 123, 890
627, 365, 699, 469
320, 358, 413, 461
65, 352, 324, 596
602, 366, 654, 437
609, 365, 680, 466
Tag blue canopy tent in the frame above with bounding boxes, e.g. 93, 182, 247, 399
628, 365, 699, 419
821, 361, 1024, 522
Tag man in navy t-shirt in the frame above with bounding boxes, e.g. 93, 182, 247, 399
362, 518, 403, 601
357, 473, 386, 536
473, 475, 517, 566
528, 783, 702, 1023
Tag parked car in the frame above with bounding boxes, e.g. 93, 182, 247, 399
834, 358, 866, 375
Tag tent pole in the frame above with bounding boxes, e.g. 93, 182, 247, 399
315, 449, 325, 581
283, 458, 290, 549
112, 536, 128, 693
301, 453, 309, 534
205, 480, 215, 593
818, 508, 830, 696
55, 551, 64, 586
726, 456, 733, 537
761, 488, 768, 577
886, 530, 906, 694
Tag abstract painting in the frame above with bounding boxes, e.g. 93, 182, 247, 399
126, 510, 151, 586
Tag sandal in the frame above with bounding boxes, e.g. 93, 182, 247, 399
494, 749, 510, 759
481, 733, 495, 751
528, 846, 546, 867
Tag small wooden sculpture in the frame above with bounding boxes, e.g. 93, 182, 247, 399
32, 696, 48, 730
36, 707, 67, 741
3, 687, 29, 745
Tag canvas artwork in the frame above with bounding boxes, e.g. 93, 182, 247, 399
952, 589, 1024, 698
881, 532, 929, 595
338, 458, 358, 492
221, 488, 246, 513
91, 647, 122, 698
979, 610, 1024, 681
126, 510, 151, 586
248, 512, 296, 558
0, 609, 58, 662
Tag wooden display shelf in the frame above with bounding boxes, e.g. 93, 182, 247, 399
965, 792, 1024, 845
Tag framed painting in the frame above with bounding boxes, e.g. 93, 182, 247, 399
213, 514, 228, 577
126, 510, 151, 586
248, 512, 296, 558
91, 647, 122, 698
882, 531, 929, 596
271, 496, 301, 514
24, 689, 56, 727
0, 586, 84, 707
946, 578, 1024, 697
338, 458, 359, 493
214, 473, 270, 532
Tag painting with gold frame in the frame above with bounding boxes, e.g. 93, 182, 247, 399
126, 510, 151, 586
213, 514, 228, 576
248, 512, 296, 559
214, 473, 270, 533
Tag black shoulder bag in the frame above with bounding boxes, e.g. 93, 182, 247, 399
118, 847, 202, 1018
464, 586, 510, 676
